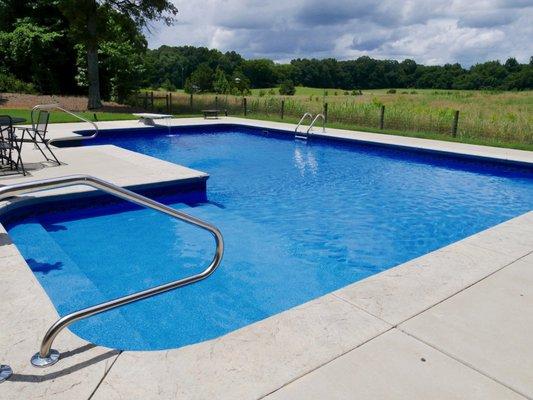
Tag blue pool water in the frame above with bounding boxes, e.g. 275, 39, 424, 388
5, 125, 533, 350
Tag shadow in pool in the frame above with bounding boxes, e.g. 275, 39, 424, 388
26, 258, 63, 274
42, 223, 67, 232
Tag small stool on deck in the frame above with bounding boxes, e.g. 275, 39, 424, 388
134, 113, 173, 126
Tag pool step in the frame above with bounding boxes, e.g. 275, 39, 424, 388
8, 220, 148, 348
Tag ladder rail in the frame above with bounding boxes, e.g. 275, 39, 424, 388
307, 113, 326, 134
0, 175, 224, 368
295, 112, 313, 137
30, 104, 99, 145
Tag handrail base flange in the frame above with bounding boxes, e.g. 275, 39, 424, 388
31, 349, 60, 368
0, 364, 12, 382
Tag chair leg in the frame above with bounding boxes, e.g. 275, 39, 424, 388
35, 132, 60, 165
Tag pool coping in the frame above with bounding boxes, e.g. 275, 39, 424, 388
0, 117, 532, 399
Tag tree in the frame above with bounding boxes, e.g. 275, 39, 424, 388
230, 71, 251, 95
59, 0, 177, 109
241, 59, 278, 88
213, 67, 229, 94
184, 63, 214, 93
279, 80, 296, 95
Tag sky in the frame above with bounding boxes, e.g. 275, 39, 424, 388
145, 0, 533, 66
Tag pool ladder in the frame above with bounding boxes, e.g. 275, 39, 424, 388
0, 175, 224, 369
295, 113, 326, 140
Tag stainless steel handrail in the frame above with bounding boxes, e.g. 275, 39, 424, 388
0, 175, 224, 368
307, 113, 326, 134
295, 112, 313, 137
31, 104, 99, 144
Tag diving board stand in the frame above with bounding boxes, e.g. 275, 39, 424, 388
134, 113, 173, 126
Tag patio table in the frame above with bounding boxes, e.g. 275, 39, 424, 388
0, 116, 26, 125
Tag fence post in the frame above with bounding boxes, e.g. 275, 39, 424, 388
323, 103, 328, 124
215, 96, 218, 109
169, 92, 173, 114
143, 92, 148, 109
150, 91, 154, 110
189, 93, 193, 111
452, 110, 459, 137
281, 100, 285, 119
379, 105, 385, 129
165, 94, 169, 113
243, 97, 247, 116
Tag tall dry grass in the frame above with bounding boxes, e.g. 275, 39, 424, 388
129, 89, 533, 146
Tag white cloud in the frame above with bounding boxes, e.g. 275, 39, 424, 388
145, 0, 533, 65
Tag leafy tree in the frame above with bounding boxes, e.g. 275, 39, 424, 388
0, 20, 64, 93
279, 80, 296, 95
58, 0, 177, 109
213, 67, 230, 94
230, 71, 251, 95
184, 63, 214, 93
241, 59, 278, 88
73, 10, 146, 102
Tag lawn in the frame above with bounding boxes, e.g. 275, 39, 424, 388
1, 108, 137, 124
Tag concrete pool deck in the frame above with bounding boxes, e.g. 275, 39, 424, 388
0, 117, 531, 399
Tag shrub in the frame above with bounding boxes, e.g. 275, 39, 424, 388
268, 88, 276, 95
0, 71, 36, 93
387, 89, 397, 94
351, 89, 362, 95
279, 80, 296, 95
344, 91, 349, 95
258, 89, 266, 97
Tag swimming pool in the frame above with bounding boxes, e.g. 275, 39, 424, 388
4, 125, 533, 350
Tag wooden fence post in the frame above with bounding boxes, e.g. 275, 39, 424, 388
323, 103, 328, 124
189, 93, 193, 111
281, 100, 285, 119
150, 91, 154, 110
379, 105, 385, 129
452, 110, 459, 137
215, 96, 218, 109
243, 97, 247, 116
169, 92, 173, 114
165, 94, 169, 113
143, 92, 148, 109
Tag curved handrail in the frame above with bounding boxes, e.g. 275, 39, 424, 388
0, 175, 224, 367
295, 112, 313, 135
307, 113, 326, 134
31, 104, 99, 145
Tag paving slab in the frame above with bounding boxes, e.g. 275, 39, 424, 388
400, 252, 533, 398
91, 294, 390, 400
263, 329, 524, 400
333, 225, 522, 325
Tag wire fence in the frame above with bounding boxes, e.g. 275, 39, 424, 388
127, 91, 532, 145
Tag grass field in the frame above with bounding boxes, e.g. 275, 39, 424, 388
135, 87, 532, 149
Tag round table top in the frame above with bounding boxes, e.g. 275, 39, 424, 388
0, 116, 26, 124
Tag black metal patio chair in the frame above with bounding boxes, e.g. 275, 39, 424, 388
0, 115, 26, 175
16, 110, 60, 165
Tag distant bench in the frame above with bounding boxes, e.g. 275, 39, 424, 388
201, 109, 227, 119
133, 113, 173, 125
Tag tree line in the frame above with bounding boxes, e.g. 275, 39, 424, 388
144, 47, 533, 94
1, 0, 531, 108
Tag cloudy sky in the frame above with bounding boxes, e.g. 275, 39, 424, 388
145, 0, 533, 65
